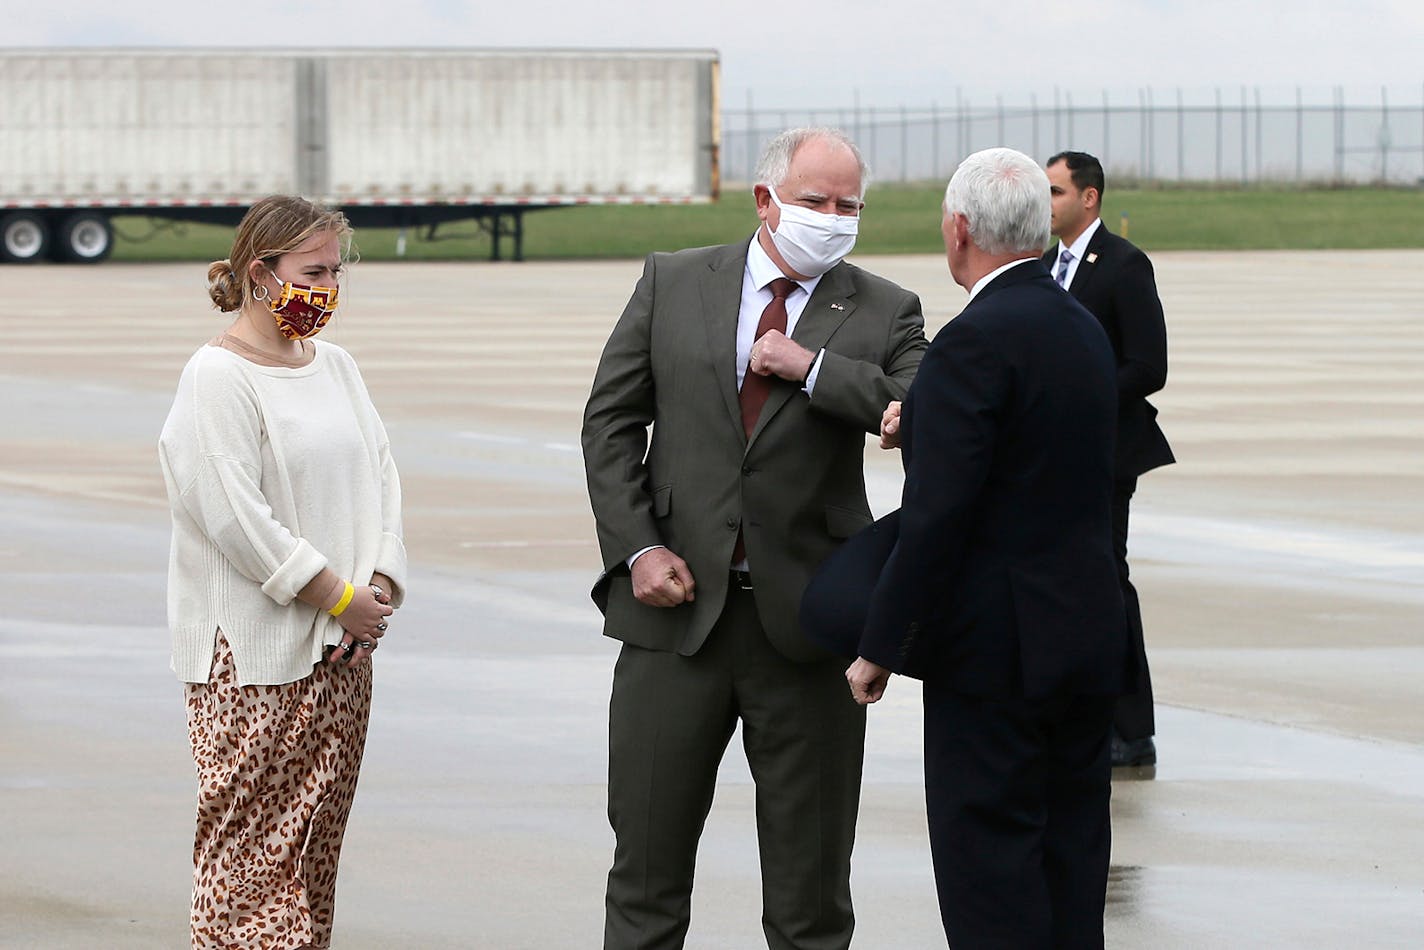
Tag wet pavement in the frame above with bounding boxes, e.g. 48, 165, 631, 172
2, 252, 1422, 947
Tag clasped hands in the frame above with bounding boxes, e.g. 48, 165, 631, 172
328, 573, 395, 667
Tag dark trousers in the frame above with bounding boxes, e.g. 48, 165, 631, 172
923, 685, 1115, 949
604, 585, 867, 950
1112, 479, 1155, 740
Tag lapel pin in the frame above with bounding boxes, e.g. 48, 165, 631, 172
1086, 252, 1098, 263
830, 303, 845, 311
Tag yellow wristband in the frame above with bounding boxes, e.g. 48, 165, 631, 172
328, 582, 355, 617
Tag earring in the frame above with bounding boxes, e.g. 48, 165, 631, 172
252, 283, 270, 302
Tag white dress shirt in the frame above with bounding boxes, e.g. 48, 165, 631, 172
737, 233, 826, 392
1052, 216, 1102, 290
628, 234, 829, 571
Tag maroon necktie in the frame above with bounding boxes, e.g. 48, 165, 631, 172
733, 277, 795, 564
739, 277, 796, 436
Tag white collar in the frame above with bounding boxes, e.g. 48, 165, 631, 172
1057, 216, 1102, 262
746, 232, 821, 298
968, 257, 1038, 302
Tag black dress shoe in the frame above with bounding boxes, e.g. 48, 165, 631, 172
1111, 733, 1157, 768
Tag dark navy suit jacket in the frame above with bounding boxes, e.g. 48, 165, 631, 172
1044, 225, 1174, 479
852, 260, 1128, 699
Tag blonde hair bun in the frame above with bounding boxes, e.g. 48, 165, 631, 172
206, 258, 243, 312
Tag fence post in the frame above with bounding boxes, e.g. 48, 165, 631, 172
932, 100, 940, 180
1334, 86, 1344, 182
1054, 86, 1061, 151
1102, 90, 1110, 172
1239, 85, 1248, 186
1254, 86, 1262, 183
746, 90, 757, 185
1138, 87, 1147, 180
1379, 85, 1391, 183
956, 87, 965, 165
962, 89, 974, 159
1066, 90, 1074, 147
901, 104, 909, 182
1143, 86, 1152, 180
1215, 86, 1223, 181
1031, 93, 1039, 161
963, 92, 972, 157
1176, 87, 1184, 182
854, 89, 861, 153
869, 105, 878, 175
1296, 86, 1304, 183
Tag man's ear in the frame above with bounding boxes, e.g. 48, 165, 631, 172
753, 184, 772, 222
1084, 187, 1101, 211
954, 213, 972, 250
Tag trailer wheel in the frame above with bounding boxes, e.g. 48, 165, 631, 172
0, 212, 51, 263
56, 212, 114, 263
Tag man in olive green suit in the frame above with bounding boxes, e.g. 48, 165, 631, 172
582, 128, 926, 950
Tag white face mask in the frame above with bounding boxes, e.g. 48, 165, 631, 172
764, 185, 859, 277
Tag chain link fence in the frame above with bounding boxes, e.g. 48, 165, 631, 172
722, 87, 1424, 187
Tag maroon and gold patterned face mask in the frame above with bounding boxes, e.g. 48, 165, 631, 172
265, 276, 340, 340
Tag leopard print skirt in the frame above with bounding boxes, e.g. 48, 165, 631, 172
185, 630, 372, 949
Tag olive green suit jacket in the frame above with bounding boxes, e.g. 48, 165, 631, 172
581, 239, 926, 662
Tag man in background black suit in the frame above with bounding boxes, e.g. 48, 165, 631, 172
1044, 150, 1175, 769
846, 147, 1127, 948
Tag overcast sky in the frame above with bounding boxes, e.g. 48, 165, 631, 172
4, 0, 1422, 109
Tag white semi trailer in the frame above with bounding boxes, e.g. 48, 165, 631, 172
0, 47, 720, 263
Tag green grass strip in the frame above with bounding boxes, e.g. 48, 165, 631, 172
108, 186, 1424, 262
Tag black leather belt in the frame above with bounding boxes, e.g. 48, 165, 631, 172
729, 569, 754, 590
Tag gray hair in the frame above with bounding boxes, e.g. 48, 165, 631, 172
755, 127, 870, 195
942, 147, 1051, 255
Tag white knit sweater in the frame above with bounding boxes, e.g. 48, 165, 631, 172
159, 340, 407, 686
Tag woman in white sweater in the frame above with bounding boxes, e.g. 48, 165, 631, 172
159, 195, 406, 950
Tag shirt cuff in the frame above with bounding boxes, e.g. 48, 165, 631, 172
627, 545, 665, 570
802, 349, 826, 394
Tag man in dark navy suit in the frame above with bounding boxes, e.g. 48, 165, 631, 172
1044, 150, 1174, 769
846, 147, 1127, 948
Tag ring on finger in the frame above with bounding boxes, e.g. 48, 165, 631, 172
376, 621, 388, 632
358, 641, 376, 650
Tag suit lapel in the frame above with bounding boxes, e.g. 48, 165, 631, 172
1067, 225, 1110, 301
700, 243, 751, 437
747, 262, 857, 448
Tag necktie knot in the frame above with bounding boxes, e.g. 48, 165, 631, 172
768, 277, 796, 301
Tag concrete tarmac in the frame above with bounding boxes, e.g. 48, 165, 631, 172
2, 251, 1422, 947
